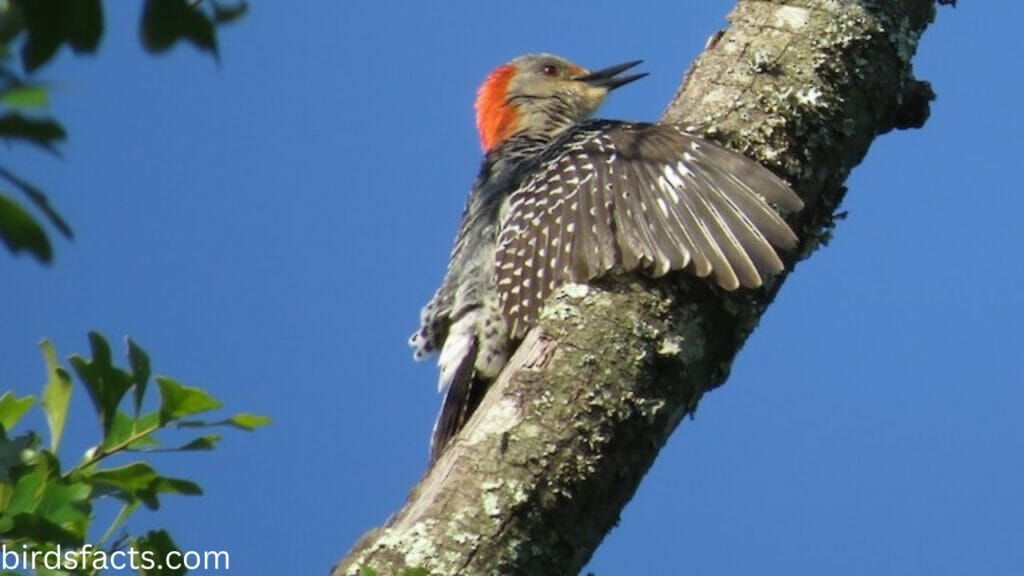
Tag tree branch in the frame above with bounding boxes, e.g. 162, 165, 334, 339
334, 1, 944, 574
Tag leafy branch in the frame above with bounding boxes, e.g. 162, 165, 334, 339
0, 332, 269, 576
0, 0, 247, 263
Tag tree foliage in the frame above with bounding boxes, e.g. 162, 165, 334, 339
1, 4, 261, 575
0, 0, 246, 263
1, 333, 269, 576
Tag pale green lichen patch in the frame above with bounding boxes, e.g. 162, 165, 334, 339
773, 5, 810, 29
657, 333, 683, 357
658, 304, 706, 366
795, 86, 825, 107
634, 396, 667, 425
560, 283, 590, 299
542, 283, 590, 320
515, 420, 544, 440
750, 48, 782, 74
478, 478, 530, 519
631, 314, 662, 340
482, 491, 502, 517
368, 520, 440, 570
445, 509, 479, 546
506, 479, 529, 505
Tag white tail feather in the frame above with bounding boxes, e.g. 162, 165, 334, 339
436, 312, 478, 394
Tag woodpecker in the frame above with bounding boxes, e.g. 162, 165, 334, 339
411, 54, 803, 460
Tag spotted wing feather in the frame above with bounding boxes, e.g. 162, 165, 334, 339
495, 121, 803, 339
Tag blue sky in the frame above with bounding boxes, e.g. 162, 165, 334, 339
4, 1, 1021, 574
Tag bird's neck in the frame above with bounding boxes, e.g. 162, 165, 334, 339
478, 132, 551, 184
508, 96, 580, 145
482, 91, 583, 154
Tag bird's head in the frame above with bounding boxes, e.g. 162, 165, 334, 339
475, 54, 646, 153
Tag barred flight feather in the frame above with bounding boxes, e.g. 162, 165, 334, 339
495, 121, 802, 339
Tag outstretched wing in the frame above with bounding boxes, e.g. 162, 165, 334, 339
495, 121, 803, 339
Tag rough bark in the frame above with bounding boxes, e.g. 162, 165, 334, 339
335, 1, 947, 574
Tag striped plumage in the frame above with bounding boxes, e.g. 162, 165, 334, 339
411, 54, 802, 461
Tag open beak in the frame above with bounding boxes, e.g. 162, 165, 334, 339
574, 60, 647, 91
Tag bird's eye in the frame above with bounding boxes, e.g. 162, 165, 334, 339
542, 64, 559, 77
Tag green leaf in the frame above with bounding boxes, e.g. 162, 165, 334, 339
40, 340, 72, 452
140, 0, 217, 57
136, 530, 187, 576
0, 166, 74, 239
360, 567, 379, 576
128, 411, 162, 449
88, 462, 158, 493
1, 85, 49, 109
0, 483, 11, 516
153, 476, 201, 496
176, 434, 220, 451
36, 479, 91, 527
0, 112, 66, 154
11, 0, 103, 72
0, 511, 83, 547
129, 475, 202, 511
4, 461, 47, 514
70, 332, 133, 439
0, 192, 52, 262
98, 410, 161, 456
0, 430, 36, 483
157, 377, 221, 423
100, 411, 135, 453
127, 338, 152, 415
86, 462, 202, 505
178, 412, 270, 430
0, 2, 26, 47
0, 391, 35, 431
61, 0, 103, 52
225, 412, 271, 431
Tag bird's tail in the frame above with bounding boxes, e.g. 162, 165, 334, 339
430, 313, 487, 462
